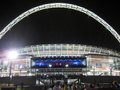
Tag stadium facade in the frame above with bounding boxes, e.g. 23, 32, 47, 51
0, 44, 120, 77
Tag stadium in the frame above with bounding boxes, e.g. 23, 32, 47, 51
0, 3, 119, 77
0, 44, 120, 77
0, 2, 120, 90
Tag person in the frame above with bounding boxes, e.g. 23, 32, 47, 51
53, 82, 61, 90
47, 85, 53, 90
61, 84, 65, 90
73, 83, 77, 90
112, 81, 119, 88
20, 82, 24, 90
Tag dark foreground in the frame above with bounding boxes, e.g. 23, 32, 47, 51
0, 75, 120, 90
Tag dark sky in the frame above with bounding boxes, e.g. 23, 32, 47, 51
0, 0, 119, 52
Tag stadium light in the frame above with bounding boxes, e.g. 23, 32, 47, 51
65, 64, 69, 68
48, 64, 52, 68
7, 50, 18, 60
6, 50, 18, 84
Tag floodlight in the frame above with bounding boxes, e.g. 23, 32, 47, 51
7, 50, 18, 59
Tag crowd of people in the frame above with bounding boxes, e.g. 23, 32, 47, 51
46, 81, 86, 90
46, 80, 120, 90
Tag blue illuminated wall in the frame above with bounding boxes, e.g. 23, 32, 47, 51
31, 57, 87, 68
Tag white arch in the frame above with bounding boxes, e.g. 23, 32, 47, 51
0, 3, 120, 43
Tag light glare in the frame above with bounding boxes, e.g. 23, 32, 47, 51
48, 64, 52, 68
7, 50, 18, 59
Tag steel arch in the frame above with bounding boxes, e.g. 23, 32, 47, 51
0, 3, 120, 43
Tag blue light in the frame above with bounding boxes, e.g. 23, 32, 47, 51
31, 57, 86, 68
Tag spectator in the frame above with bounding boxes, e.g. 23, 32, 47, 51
53, 82, 61, 90
47, 85, 53, 90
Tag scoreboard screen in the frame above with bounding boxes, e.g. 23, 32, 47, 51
31, 57, 87, 68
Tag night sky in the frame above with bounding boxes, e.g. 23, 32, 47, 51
0, 0, 119, 52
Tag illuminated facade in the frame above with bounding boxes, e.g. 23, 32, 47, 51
0, 44, 120, 77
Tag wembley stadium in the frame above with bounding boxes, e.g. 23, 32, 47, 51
0, 2, 120, 90
0, 3, 120, 77
0, 44, 119, 77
